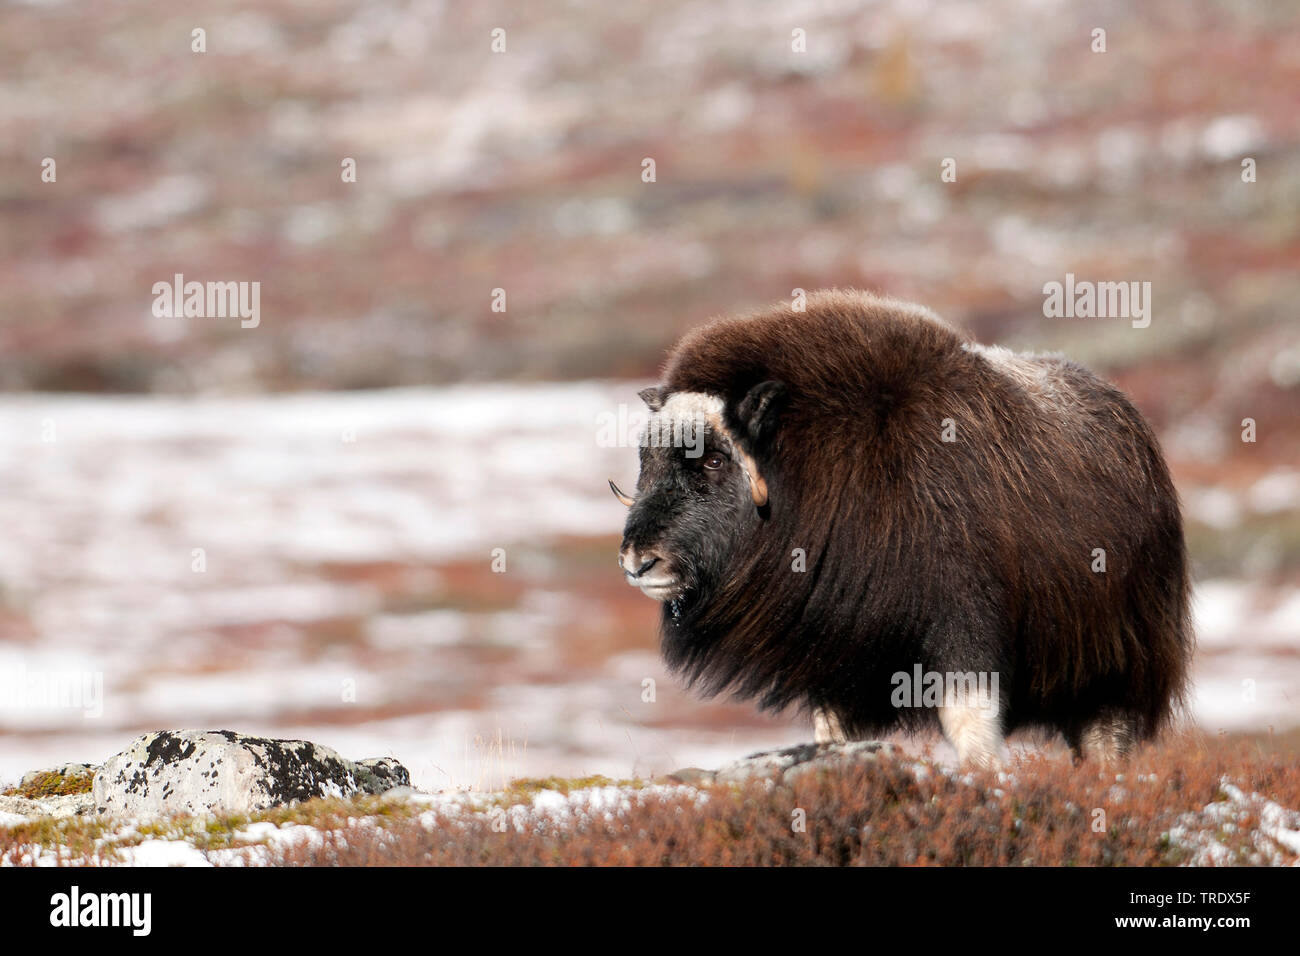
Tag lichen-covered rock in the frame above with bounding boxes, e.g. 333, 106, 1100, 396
352, 757, 410, 795
0, 791, 95, 820
92, 730, 411, 817
0, 762, 99, 820
18, 762, 98, 793
711, 740, 896, 786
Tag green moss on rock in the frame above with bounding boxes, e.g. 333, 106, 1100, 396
3, 768, 95, 799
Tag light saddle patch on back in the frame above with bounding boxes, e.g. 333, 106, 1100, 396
962, 343, 1074, 413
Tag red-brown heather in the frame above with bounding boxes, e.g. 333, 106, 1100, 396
262, 734, 1299, 867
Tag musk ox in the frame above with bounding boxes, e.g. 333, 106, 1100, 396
611, 290, 1192, 766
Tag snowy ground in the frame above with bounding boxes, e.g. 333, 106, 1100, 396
0, 384, 1295, 789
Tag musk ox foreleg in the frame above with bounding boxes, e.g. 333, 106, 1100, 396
938, 693, 1005, 767
813, 707, 849, 745
1068, 713, 1137, 766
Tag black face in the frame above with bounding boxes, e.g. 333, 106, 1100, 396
618, 415, 752, 606
614, 381, 786, 606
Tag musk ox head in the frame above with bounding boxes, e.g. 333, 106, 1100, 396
613, 384, 784, 605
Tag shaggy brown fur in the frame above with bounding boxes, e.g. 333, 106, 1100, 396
618, 290, 1193, 762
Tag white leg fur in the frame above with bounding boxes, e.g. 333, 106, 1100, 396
813, 707, 849, 745
1073, 714, 1136, 766
938, 695, 1004, 767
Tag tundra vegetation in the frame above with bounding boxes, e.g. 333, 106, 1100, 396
2, 734, 1297, 866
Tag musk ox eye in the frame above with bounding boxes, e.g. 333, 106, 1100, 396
703, 453, 726, 471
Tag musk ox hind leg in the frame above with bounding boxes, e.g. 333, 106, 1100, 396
1068, 713, 1138, 766
938, 692, 1005, 768
813, 707, 850, 745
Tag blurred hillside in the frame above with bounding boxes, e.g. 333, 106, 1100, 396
2, 2, 1296, 425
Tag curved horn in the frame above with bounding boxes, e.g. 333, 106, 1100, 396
608, 479, 635, 507
737, 449, 768, 508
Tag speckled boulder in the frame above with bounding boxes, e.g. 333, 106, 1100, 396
711, 740, 897, 786
93, 730, 410, 817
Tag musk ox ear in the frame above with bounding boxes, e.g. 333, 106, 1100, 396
732, 380, 786, 511
638, 386, 664, 412
735, 380, 787, 448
